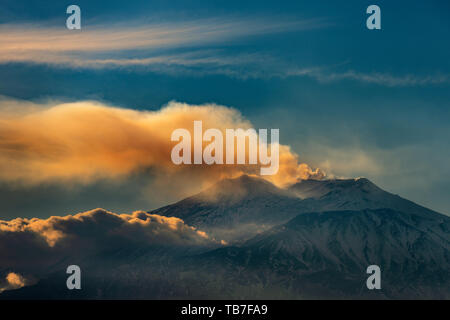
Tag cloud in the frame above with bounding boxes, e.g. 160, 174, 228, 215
0, 97, 323, 192
1, 19, 446, 87
0, 208, 216, 292
0, 208, 214, 270
0, 17, 323, 67
315, 148, 383, 179
312, 70, 450, 87
286, 68, 450, 87
0, 273, 29, 293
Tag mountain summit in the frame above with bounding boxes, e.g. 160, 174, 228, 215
151, 175, 442, 242
289, 177, 441, 218
151, 175, 306, 242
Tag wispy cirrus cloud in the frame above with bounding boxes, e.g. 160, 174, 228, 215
1, 16, 447, 87
0, 16, 324, 64
293, 69, 450, 87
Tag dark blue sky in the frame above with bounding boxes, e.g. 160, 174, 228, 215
0, 0, 449, 216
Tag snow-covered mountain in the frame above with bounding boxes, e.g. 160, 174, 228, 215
189, 208, 450, 298
1, 175, 449, 299
151, 175, 444, 242
289, 177, 442, 218
151, 175, 308, 242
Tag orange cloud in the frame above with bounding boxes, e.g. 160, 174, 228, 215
0, 272, 29, 293
0, 18, 322, 68
0, 208, 211, 248
0, 208, 216, 276
0, 99, 324, 191
0, 208, 216, 291
6, 273, 26, 288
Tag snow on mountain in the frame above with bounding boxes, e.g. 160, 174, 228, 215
151, 175, 308, 242
151, 175, 443, 242
289, 177, 442, 218
189, 208, 450, 298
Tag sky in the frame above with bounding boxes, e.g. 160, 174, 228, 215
0, 0, 449, 218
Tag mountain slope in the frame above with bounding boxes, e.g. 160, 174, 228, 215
151, 175, 444, 242
188, 208, 450, 299
290, 178, 442, 218
151, 175, 308, 242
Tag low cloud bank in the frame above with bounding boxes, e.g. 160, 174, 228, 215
0, 208, 215, 288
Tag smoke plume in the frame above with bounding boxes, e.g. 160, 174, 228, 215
0, 98, 324, 193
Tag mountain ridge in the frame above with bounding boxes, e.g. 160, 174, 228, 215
150, 174, 445, 242
185, 207, 450, 299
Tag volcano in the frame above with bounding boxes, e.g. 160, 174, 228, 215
150, 175, 444, 242
1, 175, 449, 299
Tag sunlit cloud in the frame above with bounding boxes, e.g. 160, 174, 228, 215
0, 97, 323, 194
0, 208, 211, 249
0, 17, 446, 86
0, 273, 29, 293
0, 208, 217, 291
0, 17, 323, 66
